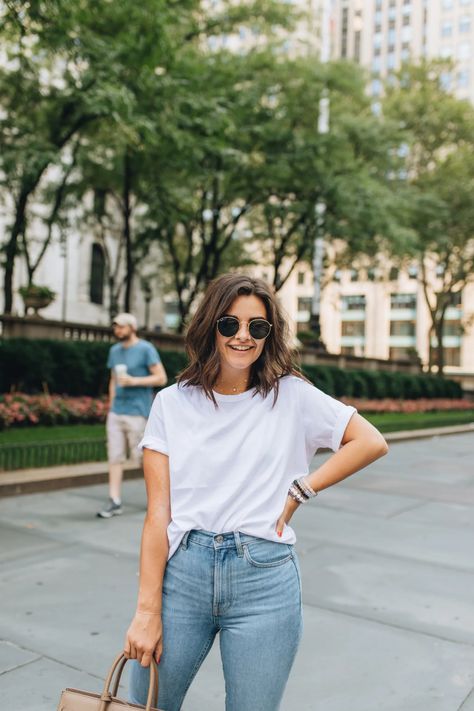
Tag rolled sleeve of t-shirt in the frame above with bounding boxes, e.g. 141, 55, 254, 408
297, 378, 356, 453
138, 392, 169, 455
145, 342, 161, 368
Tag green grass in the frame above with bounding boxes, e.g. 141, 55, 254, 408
0, 423, 105, 444
0, 411, 473, 470
365, 410, 474, 433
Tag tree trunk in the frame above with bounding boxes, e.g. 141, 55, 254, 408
122, 151, 134, 312
3, 189, 29, 313
434, 314, 446, 376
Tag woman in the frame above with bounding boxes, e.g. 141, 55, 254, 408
125, 273, 388, 711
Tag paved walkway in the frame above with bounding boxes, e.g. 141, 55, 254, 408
0, 433, 473, 710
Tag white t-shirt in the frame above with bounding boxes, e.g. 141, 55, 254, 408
139, 374, 356, 560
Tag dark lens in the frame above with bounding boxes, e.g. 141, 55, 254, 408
217, 316, 239, 337
249, 319, 271, 339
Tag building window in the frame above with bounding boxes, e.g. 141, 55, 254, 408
342, 295, 366, 311
341, 346, 356, 356
341, 7, 349, 58
297, 271, 305, 285
372, 78, 382, 96
89, 243, 105, 305
341, 321, 365, 337
442, 0, 454, 8
389, 266, 399, 281
441, 45, 454, 58
350, 269, 359, 282
297, 297, 312, 311
389, 347, 413, 361
403, 14, 411, 25
390, 320, 416, 336
458, 69, 470, 88
459, 15, 471, 32
433, 347, 461, 366
408, 265, 418, 279
390, 293, 417, 309
443, 320, 462, 336
460, 0, 471, 6
442, 20, 453, 36
458, 42, 471, 60
450, 291, 462, 307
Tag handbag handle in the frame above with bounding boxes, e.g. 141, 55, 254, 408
98, 652, 158, 710
110, 654, 158, 702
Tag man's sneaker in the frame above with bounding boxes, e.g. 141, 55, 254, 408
97, 498, 123, 519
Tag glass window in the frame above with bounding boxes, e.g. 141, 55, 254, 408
442, 0, 454, 8
297, 297, 312, 312
297, 270, 305, 285
458, 69, 470, 88
342, 321, 366, 337
459, 15, 471, 32
442, 21, 453, 36
441, 45, 454, 58
389, 266, 399, 280
390, 320, 416, 336
342, 295, 366, 311
443, 347, 461, 366
388, 28, 396, 44
387, 52, 396, 69
390, 293, 417, 309
374, 32, 383, 48
440, 71, 452, 89
389, 347, 413, 361
372, 55, 382, 73
403, 14, 411, 25
460, 0, 471, 6
350, 269, 359, 282
89, 244, 105, 305
458, 42, 471, 59
450, 291, 462, 307
401, 26, 412, 41
341, 346, 356, 356
443, 320, 462, 336
372, 78, 382, 96
408, 265, 418, 279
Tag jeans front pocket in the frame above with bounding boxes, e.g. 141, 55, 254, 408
243, 539, 293, 568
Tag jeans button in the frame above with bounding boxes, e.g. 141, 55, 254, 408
215, 535, 224, 543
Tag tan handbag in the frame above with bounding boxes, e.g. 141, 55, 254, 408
57, 652, 162, 711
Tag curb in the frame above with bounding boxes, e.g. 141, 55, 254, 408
0, 423, 473, 498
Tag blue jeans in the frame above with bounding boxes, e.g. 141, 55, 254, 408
129, 529, 303, 711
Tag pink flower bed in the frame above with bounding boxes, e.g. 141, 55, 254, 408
0, 393, 472, 430
342, 398, 474, 413
0, 393, 108, 429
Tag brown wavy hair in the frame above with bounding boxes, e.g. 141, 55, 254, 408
177, 273, 306, 406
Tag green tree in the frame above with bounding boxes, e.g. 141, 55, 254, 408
384, 61, 474, 374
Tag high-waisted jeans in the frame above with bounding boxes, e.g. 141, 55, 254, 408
129, 529, 303, 711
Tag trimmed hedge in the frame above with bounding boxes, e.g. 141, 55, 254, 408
0, 339, 188, 397
301, 364, 463, 400
0, 339, 463, 399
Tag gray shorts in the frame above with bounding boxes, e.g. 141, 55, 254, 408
106, 411, 147, 464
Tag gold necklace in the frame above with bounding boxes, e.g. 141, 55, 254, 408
214, 379, 249, 395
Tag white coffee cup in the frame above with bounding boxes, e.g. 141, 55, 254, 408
115, 364, 128, 377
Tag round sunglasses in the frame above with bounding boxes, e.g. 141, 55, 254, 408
216, 316, 272, 340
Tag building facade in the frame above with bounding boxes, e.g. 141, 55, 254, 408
331, 0, 474, 103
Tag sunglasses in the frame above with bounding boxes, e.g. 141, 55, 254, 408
216, 316, 272, 340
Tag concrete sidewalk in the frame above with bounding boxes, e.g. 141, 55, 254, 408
0, 433, 473, 710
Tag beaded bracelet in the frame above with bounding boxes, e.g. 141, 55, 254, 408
288, 476, 318, 504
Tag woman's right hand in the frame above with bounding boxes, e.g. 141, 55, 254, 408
124, 611, 163, 667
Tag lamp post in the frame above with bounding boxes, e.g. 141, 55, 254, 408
309, 0, 331, 348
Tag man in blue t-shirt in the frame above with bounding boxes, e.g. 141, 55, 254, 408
97, 312, 167, 518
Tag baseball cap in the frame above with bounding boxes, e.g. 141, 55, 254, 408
112, 313, 138, 330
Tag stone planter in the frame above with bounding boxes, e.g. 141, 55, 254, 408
22, 293, 54, 318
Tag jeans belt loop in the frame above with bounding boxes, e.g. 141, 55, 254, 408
233, 530, 244, 557
181, 530, 191, 549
